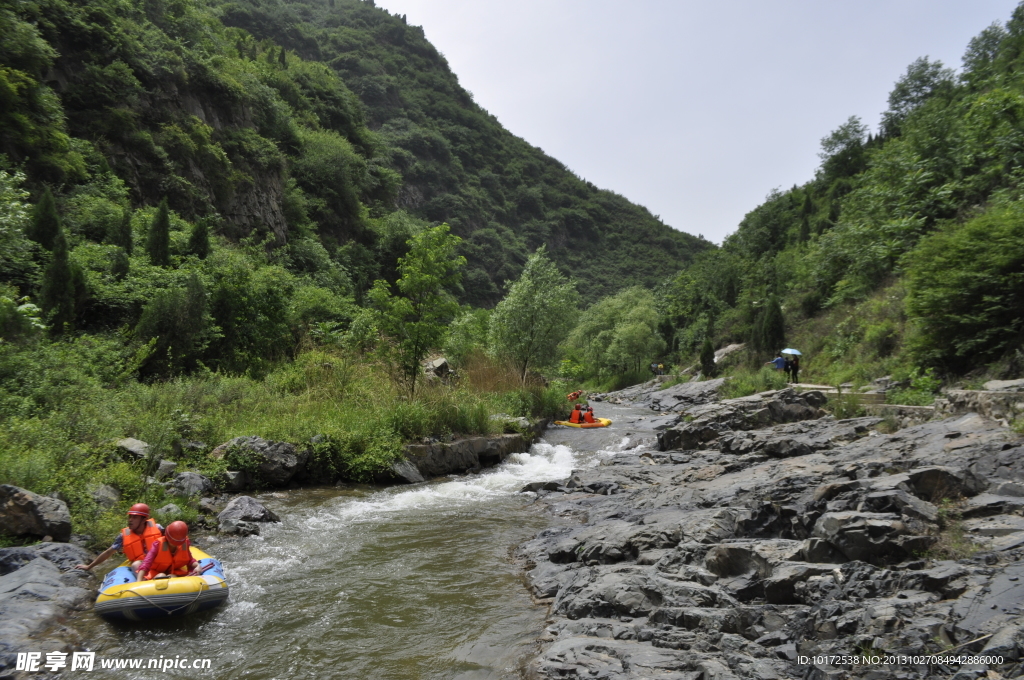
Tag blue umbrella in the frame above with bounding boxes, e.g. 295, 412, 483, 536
781, 348, 802, 355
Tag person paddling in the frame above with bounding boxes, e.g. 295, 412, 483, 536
583, 406, 597, 424
76, 504, 163, 575
138, 520, 201, 580
568, 403, 585, 424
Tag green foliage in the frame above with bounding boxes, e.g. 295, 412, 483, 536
187, 219, 210, 259
700, 338, 716, 378
489, 246, 579, 382
26, 187, 59, 250
146, 198, 171, 267
40, 226, 79, 333
107, 208, 133, 255
368, 224, 465, 394
135, 272, 216, 378
905, 203, 1024, 371
720, 367, 788, 399
886, 367, 942, 406
565, 285, 664, 377
756, 296, 786, 354
443, 308, 490, 369
0, 286, 44, 343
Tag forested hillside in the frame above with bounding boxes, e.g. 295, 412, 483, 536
1, 0, 707, 310
657, 9, 1024, 386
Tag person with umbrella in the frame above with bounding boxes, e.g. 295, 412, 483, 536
782, 349, 802, 383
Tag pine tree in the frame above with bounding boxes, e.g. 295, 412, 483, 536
110, 247, 130, 280
699, 338, 716, 378
278, 47, 287, 68
40, 225, 76, 333
187, 220, 210, 259
27, 187, 61, 251
146, 198, 171, 267
799, 215, 811, 243
107, 208, 133, 255
759, 296, 786, 354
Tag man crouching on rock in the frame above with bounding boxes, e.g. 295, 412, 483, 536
75, 503, 163, 575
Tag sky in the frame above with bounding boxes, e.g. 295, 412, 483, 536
373, 0, 1020, 244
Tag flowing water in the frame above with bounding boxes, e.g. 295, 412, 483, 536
75, 403, 655, 679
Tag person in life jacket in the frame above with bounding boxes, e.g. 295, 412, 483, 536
568, 403, 585, 424
583, 406, 597, 424
138, 520, 200, 581
566, 390, 583, 402
76, 503, 164, 574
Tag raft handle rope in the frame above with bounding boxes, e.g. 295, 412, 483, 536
109, 564, 218, 616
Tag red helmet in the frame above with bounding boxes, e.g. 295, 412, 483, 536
165, 521, 189, 545
127, 503, 150, 517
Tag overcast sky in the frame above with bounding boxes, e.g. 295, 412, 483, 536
373, 0, 1020, 244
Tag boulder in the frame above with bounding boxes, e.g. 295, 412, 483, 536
390, 459, 425, 484
812, 511, 919, 562
155, 503, 182, 518
983, 378, 1024, 392
168, 472, 213, 497
154, 460, 177, 481
218, 518, 260, 536
116, 437, 150, 459
0, 485, 72, 542
218, 496, 280, 524
211, 436, 308, 487
90, 484, 120, 510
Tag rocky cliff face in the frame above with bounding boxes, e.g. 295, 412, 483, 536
520, 385, 1024, 679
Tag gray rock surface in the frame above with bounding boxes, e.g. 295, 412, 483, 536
210, 436, 309, 487
519, 382, 1024, 679
115, 437, 149, 459
0, 485, 72, 542
168, 472, 214, 497
218, 495, 280, 525
89, 484, 120, 510
0, 547, 95, 678
155, 459, 178, 480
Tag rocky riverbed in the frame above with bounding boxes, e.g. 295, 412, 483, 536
519, 380, 1024, 679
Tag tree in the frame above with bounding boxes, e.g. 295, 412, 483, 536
27, 186, 60, 250
490, 246, 579, 383
368, 224, 465, 395
146, 198, 170, 266
700, 338, 716, 378
135, 272, 216, 377
107, 208, 133, 255
188, 219, 210, 259
880, 57, 955, 137
758, 296, 786, 354
818, 116, 869, 183
40, 225, 76, 333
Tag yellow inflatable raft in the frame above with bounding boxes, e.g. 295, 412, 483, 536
94, 548, 228, 621
554, 418, 612, 429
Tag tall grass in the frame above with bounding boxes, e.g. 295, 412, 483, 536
0, 339, 566, 547
720, 367, 789, 399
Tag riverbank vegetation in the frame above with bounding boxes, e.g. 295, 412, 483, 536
3, 0, 1024, 543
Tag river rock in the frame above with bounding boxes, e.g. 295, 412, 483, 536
218, 519, 260, 536
168, 472, 214, 497
218, 496, 280, 524
0, 557, 93, 677
519, 378, 1024, 679
211, 436, 309, 487
0, 485, 72, 542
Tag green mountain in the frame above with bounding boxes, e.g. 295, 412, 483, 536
1, 0, 708, 308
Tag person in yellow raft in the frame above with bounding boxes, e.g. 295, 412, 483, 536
138, 520, 201, 580
568, 403, 585, 424
76, 503, 163, 575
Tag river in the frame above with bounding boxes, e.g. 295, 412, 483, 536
76, 403, 655, 679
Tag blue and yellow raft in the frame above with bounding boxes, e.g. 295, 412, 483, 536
95, 548, 229, 621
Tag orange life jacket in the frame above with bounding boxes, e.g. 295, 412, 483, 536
145, 537, 194, 579
583, 411, 596, 423
569, 408, 584, 423
121, 519, 163, 562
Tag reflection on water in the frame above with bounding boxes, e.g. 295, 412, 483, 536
75, 404, 648, 679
